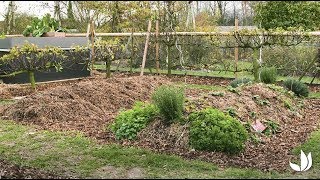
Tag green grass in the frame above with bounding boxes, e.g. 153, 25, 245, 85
0, 120, 287, 179
309, 92, 320, 99
94, 64, 320, 85
291, 129, 320, 178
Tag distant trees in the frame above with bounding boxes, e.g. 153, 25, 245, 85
254, 1, 320, 31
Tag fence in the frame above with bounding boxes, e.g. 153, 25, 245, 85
4, 28, 320, 83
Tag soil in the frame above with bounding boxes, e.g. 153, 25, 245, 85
0, 73, 320, 176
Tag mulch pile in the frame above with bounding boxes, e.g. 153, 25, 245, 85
1, 76, 169, 138
0, 74, 320, 173
0, 158, 65, 179
125, 83, 320, 172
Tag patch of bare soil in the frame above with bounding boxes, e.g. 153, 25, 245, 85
0, 158, 66, 179
1, 75, 320, 173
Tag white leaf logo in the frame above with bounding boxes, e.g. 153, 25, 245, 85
289, 150, 312, 172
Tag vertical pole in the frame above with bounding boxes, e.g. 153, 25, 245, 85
155, 20, 160, 75
234, 18, 239, 78
90, 21, 95, 76
130, 28, 134, 74
140, 20, 152, 76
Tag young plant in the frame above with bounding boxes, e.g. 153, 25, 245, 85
283, 78, 309, 97
259, 67, 277, 84
230, 78, 252, 88
0, 42, 65, 89
151, 85, 185, 124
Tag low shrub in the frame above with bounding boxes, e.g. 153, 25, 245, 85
109, 101, 159, 140
230, 78, 252, 88
283, 79, 309, 97
259, 67, 277, 84
189, 108, 248, 154
151, 85, 185, 124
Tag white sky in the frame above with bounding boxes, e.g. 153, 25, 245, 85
0, 1, 54, 21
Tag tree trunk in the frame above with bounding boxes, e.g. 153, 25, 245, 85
5, 1, 16, 34
28, 71, 36, 90
253, 49, 260, 82
106, 59, 111, 78
167, 45, 172, 77
54, 1, 62, 25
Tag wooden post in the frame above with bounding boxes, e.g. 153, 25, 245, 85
234, 18, 239, 78
140, 20, 152, 76
90, 21, 95, 76
155, 20, 160, 75
130, 28, 134, 74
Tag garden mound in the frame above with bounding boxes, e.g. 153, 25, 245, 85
1, 77, 319, 172
122, 83, 320, 172
1, 76, 169, 137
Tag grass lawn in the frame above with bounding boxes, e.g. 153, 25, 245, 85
0, 119, 319, 178
309, 92, 320, 99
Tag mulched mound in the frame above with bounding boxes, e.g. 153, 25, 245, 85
123, 84, 320, 172
1, 75, 320, 173
1, 76, 169, 138
0, 158, 65, 179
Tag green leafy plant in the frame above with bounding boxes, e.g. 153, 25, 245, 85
283, 79, 309, 97
249, 111, 257, 119
210, 91, 224, 97
151, 85, 185, 124
230, 78, 252, 88
225, 107, 238, 118
259, 67, 277, 84
189, 108, 248, 154
227, 86, 241, 95
22, 13, 66, 37
109, 101, 159, 140
283, 98, 293, 110
263, 119, 280, 136
252, 95, 270, 106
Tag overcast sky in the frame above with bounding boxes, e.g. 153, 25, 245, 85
0, 1, 54, 21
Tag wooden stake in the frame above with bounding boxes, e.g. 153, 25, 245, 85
234, 18, 239, 78
90, 21, 95, 76
140, 20, 152, 76
155, 20, 160, 75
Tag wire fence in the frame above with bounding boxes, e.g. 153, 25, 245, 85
96, 33, 320, 81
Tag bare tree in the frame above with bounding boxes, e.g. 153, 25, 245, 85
4, 1, 17, 34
